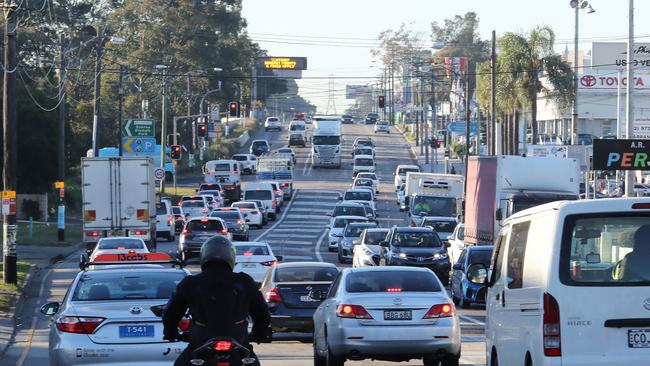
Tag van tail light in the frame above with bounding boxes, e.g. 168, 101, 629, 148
423, 303, 455, 319
133, 230, 147, 236
56, 316, 105, 334
543, 293, 562, 357
178, 200, 183, 206
260, 260, 277, 267
336, 304, 373, 319
265, 287, 282, 302
178, 318, 191, 332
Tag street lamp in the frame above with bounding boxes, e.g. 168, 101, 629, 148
155, 64, 168, 192
570, 0, 596, 145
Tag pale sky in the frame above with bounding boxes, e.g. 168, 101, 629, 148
242, 0, 650, 113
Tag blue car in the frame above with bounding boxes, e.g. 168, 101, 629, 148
450, 245, 493, 308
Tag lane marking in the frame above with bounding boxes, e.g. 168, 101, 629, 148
314, 230, 328, 262
460, 315, 486, 326
254, 189, 298, 242
264, 234, 320, 239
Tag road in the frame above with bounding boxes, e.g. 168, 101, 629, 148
1, 121, 486, 366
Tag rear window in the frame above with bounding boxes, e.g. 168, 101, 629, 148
234, 203, 255, 209
560, 214, 650, 286
334, 217, 366, 228
235, 245, 269, 256
344, 191, 371, 201
346, 270, 441, 292
212, 163, 232, 171
182, 201, 204, 208
333, 206, 366, 217
156, 203, 168, 215
290, 124, 305, 131
73, 271, 185, 301
210, 211, 240, 220
423, 220, 457, 233
253, 141, 268, 148
187, 219, 224, 231
97, 238, 145, 250
355, 158, 374, 166
354, 179, 373, 187
232, 155, 247, 161
275, 266, 338, 282
345, 224, 376, 237
172, 207, 181, 215
244, 190, 272, 200
398, 167, 419, 175
267, 118, 279, 122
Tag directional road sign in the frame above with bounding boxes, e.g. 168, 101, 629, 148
446, 121, 478, 134
122, 137, 157, 155
122, 119, 155, 137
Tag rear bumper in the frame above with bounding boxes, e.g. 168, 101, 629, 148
271, 315, 315, 332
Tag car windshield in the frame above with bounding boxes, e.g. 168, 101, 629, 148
346, 271, 441, 293
334, 218, 366, 228
356, 140, 372, 147
187, 220, 224, 231
345, 224, 375, 237
468, 249, 493, 266
355, 148, 372, 155
377, 121, 388, 126
410, 196, 456, 217
182, 201, 204, 208
275, 266, 338, 282
398, 167, 419, 175
210, 211, 240, 220
423, 220, 457, 233
235, 245, 269, 256
200, 184, 221, 191
290, 124, 305, 131
333, 206, 366, 217
97, 238, 145, 250
363, 230, 389, 245
344, 191, 371, 201
156, 203, 167, 215
367, 113, 378, 119
232, 155, 247, 161
313, 136, 340, 145
73, 271, 185, 301
562, 215, 650, 286
244, 190, 272, 200
393, 231, 442, 248
252, 142, 268, 149
358, 173, 376, 180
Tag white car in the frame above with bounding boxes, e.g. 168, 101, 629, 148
180, 199, 210, 219
231, 201, 264, 228
155, 200, 175, 241
353, 155, 375, 176
326, 215, 368, 252
89, 237, 149, 261
342, 188, 376, 212
264, 116, 282, 131
394, 164, 420, 190
419, 216, 458, 247
353, 177, 376, 193
233, 242, 281, 284
446, 223, 465, 265
374, 120, 390, 133
352, 228, 390, 268
197, 190, 225, 208
313, 267, 461, 366
356, 172, 379, 193
232, 154, 257, 174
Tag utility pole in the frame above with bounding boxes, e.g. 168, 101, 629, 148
58, 34, 67, 179
414, 68, 419, 147
117, 65, 124, 157
390, 64, 395, 125
571, 5, 579, 145
187, 73, 195, 154
491, 30, 498, 155
422, 70, 429, 166
91, 26, 105, 157
159, 66, 168, 193
464, 68, 471, 196
3, 1, 18, 284
625, 0, 635, 197
430, 68, 437, 172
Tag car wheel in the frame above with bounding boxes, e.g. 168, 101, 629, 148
491, 350, 499, 366
440, 353, 460, 366
325, 338, 344, 366
423, 357, 440, 366
337, 251, 344, 264
313, 341, 326, 366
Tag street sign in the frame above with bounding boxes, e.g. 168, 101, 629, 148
593, 139, 650, 171
210, 105, 220, 123
154, 168, 165, 180
122, 119, 155, 137
122, 137, 156, 155
54, 181, 65, 189
1, 191, 16, 215
445, 122, 477, 134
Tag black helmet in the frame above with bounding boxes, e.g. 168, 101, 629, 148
199, 236, 236, 270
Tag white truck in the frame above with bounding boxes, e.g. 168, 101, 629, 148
203, 159, 241, 203
81, 157, 157, 253
256, 155, 293, 200
402, 173, 465, 227
464, 155, 581, 246
311, 117, 342, 168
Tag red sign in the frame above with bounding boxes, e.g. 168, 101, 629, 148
580, 74, 649, 89
92, 252, 173, 263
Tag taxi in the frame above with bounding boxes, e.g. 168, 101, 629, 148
41, 252, 191, 366
88, 237, 149, 262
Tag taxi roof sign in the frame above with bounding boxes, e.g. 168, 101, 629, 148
80, 252, 182, 270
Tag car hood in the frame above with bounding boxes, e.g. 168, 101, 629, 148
391, 246, 446, 256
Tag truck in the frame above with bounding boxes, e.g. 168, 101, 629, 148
256, 155, 293, 200
81, 156, 157, 253
203, 159, 241, 203
96, 145, 175, 181
311, 116, 342, 168
464, 155, 581, 246
402, 173, 465, 227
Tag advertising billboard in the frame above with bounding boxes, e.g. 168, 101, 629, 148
256, 57, 307, 70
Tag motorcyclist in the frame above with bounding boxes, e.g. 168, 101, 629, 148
163, 236, 271, 366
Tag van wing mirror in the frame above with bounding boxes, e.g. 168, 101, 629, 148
495, 208, 503, 221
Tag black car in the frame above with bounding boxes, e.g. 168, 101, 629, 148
341, 114, 354, 124
379, 227, 451, 285
260, 262, 339, 333
171, 206, 185, 234
209, 208, 249, 241
250, 140, 271, 156
365, 112, 379, 124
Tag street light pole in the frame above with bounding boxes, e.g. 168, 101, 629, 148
156, 65, 168, 193
117, 65, 124, 157
571, 4, 579, 145
625, 0, 635, 197
91, 26, 105, 157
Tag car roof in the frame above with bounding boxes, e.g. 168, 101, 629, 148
275, 261, 337, 269
392, 227, 434, 233
396, 164, 419, 169
335, 215, 368, 220
345, 188, 372, 193
188, 216, 223, 221
364, 228, 389, 232
346, 222, 376, 227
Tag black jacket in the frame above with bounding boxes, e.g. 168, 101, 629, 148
163, 263, 270, 346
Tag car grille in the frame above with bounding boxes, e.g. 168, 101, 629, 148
317, 146, 336, 158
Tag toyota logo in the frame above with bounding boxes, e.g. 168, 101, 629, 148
644, 298, 650, 311
581, 75, 597, 87
393, 298, 403, 306
130, 306, 143, 314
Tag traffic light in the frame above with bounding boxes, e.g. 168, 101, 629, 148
228, 101, 240, 117
378, 95, 385, 109
170, 145, 182, 160
197, 123, 208, 137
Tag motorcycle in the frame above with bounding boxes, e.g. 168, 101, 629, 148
150, 305, 259, 366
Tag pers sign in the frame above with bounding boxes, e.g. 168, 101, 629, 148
593, 139, 650, 171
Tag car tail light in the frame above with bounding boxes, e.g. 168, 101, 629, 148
265, 288, 282, 302
133, 230, 147, 236
410, 221, 416, 227
178, 200, 183, 205
251, 211, 258, 215
55, 316, 105, 334
260, 260, 277, 267
336, 304, 373, 319
212, 340, 232, 351
201, 208, 208, 213
543, 293, 561, 357
178, 318, 191, 332
167, 215, 173, 223
182, 229, 192, 235
86, 231, 100, 237
272, 201, 276, 207
219, 229, 228, 235
280, 183, 288, 187
423, 303, 455, 319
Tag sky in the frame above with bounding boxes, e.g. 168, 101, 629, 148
242, 0, 650, 113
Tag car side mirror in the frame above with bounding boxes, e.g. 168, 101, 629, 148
275, 255, 283, 262
40, 302, 60, 316
452, 263, 463, 271
495, 208, 503, 221
352, 240, 360, 245
466, 263, 489, 285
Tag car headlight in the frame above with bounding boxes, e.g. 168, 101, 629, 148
433, 252, 448, 260
392, 252, 407, 259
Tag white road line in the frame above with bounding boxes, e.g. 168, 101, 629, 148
288, 208, 332, 213
265, 233, 320, 239
268, 228, 324, 233
282, 255, 314, 260
284, 214, 329, 220
314, 230, 328, 262
254, 190, 298, 241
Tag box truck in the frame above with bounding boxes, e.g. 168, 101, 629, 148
402, 173, 465, 226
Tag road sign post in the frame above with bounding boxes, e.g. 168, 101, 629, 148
54, 181, 65, 241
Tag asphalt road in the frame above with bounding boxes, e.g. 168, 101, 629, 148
1, 121, 486, 366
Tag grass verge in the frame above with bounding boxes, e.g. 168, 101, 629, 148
0, 262, 31, 313
16, 222, 82, 247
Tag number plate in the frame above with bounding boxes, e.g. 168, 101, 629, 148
629, 329, 650, 348
242, 263, 256, 268
300, 295, 318, 302
119, 325, 154, 338
384, 310, 412, 320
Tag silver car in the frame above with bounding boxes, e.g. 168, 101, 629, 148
313, 267, 461, 366
41, 261, 190, 366
352, 228, 390, 268
337, 222, 378, 264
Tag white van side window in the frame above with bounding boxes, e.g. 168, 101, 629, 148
506, 221, 531, 289
490, 233, 508, 284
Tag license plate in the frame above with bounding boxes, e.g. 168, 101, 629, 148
242, 263, 256, 268
119, 325, 154, 338
384, 310, 412, 320
300, 295, 318, 302
629, 329, 650, 348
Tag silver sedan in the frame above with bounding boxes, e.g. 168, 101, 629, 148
313, 267, 461, 366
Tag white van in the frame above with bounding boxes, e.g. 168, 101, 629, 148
242, 182, 277, 221
352, 155, 375, 176
480, 198, 650, 366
